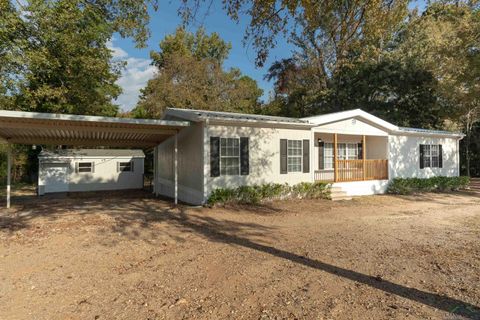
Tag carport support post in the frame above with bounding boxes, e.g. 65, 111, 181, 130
174, 131, 178, 205
6, 143, 11, 209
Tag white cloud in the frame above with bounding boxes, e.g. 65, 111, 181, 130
107, 39, 156, 111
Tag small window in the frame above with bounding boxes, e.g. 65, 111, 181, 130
220, 138, 240, 175
118, 161, 134, 172
287, 140, 302, 172
77, 162, 93, 173
422, 144, 440, 168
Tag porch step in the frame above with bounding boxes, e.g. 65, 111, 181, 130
469, 179, 480, 192
329, 186, 352, 201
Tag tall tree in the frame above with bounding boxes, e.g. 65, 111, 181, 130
15, 0, 124, 115
179, 0, 409, 67
329, 59, 443, 128
393, 1, 480, 174
262, 0, 410, 117
133, 28, 263, 118
0, 0, 161, 116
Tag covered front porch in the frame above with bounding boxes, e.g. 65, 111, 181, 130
313, 132, 389, 183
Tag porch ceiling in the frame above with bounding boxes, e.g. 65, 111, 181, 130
0, 110, 190, 147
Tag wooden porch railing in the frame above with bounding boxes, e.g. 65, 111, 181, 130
314, 159, 388, 182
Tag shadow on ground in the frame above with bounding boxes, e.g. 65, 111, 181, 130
1, 190, 479, 319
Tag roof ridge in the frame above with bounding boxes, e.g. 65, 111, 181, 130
166, 108, 310, 124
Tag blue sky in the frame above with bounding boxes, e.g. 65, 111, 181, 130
111, 1, 426, 111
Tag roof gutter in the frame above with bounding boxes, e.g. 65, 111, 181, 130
199, 117, 316, 129
391, 128, 465, 139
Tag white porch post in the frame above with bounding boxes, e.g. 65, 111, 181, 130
6, 143, 11, 209
174, 131, 178, 205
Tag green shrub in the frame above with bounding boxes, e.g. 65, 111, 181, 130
207, 182, 331, 206
387, 176, 470, 195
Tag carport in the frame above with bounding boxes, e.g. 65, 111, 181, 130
0, 110, 190, 208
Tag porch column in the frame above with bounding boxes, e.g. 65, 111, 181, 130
6, 143, 11, 209
333, 133, 338, 182
174, 131, 178, 205
362, 135, 366, 181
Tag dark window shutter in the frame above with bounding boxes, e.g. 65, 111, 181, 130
280, 139, 287, 174
210, 137, 220, 177
303, 139, 310, 173
358, 143, 363, 160
419, 144, 425, 169
318, 141, 325, 170
240, 137, 249, 175
438, 144, 443, 168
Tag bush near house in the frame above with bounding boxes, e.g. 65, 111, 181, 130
207, 182, 331, 206
387, 176, 470, 195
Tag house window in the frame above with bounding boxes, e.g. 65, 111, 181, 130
220, 138, 240, 175
324, 143, 334, 170
118, 161, 134, 172
323, 143, 358, 169
77, 162, 93, 173
287, 140, 302, 172
422, 144, 440, 168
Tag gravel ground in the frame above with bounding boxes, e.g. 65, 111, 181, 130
0, 190, 479, 320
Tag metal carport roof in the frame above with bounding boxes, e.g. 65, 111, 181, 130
0, 110, 189, 208
0, 110, 189, 148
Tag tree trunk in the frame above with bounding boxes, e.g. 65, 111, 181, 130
466, 131, 471, 177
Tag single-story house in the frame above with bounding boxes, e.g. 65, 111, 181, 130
38, 149, 145, 195
154, 108, 464, 204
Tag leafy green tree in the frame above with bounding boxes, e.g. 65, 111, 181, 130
179, 0, 409, 66
150, 27, 231, 68
0, 0, 163, 116
133, 28, 263, 118
328, 60, 443, 128
262, 0, 410, 117
393, 1, 480, 175
23, 1, 123, 115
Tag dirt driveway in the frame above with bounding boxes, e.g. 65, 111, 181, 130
0, 191, 479, 320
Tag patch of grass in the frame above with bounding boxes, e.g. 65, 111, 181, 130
387, 176, 470, 195
207, 182, 331, 206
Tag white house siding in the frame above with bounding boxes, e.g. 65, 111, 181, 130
155, 122, 204, 205
204, 124, 313, 200
38, 156, 144, 194
388, 134, 460, 178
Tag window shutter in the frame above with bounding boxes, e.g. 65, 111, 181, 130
240, 137, 249, 175
91, 162, 95, 173
438, 145, 443, 168
318, 141, 325, 170
117, 162, 120, 173
75, 162, 79, 173
358, 143, 363, 160
131, 161, 134, 172
280, 139, 287, 174
419, 144, 425, 169
303, 139, 310, 173
210, 137, 220, 177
